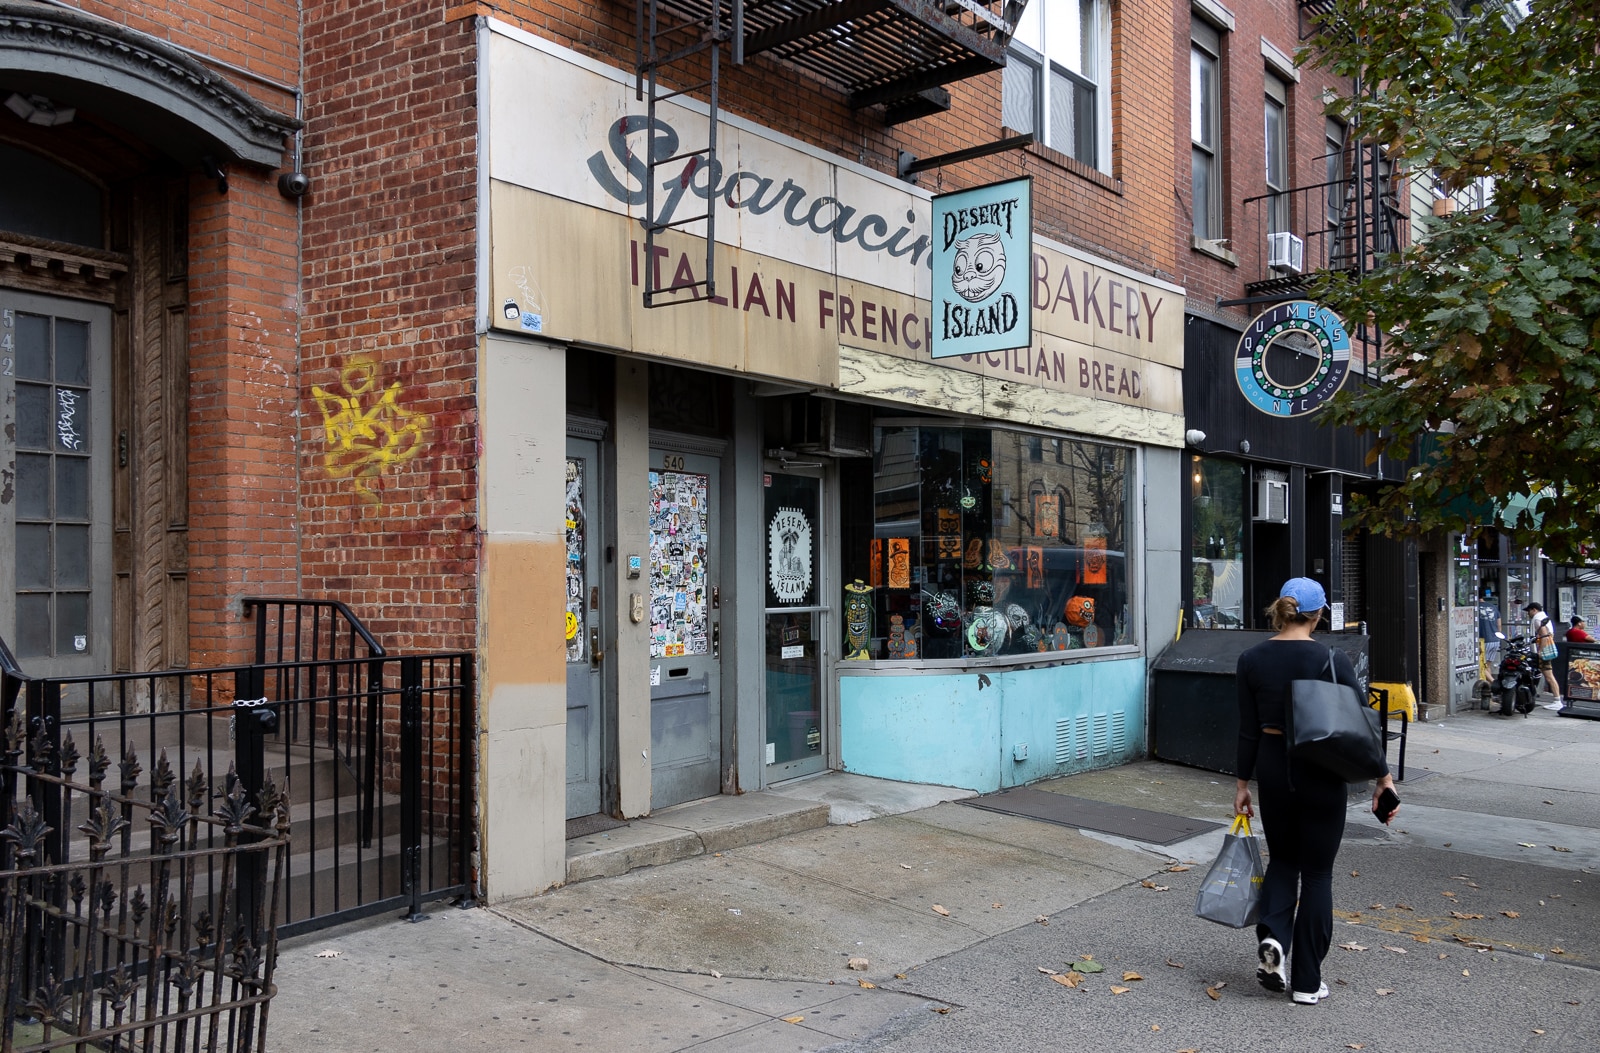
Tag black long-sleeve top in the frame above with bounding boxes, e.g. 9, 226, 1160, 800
1235, 638, 1363, 781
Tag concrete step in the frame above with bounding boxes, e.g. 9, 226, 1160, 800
564, 792, 830, 885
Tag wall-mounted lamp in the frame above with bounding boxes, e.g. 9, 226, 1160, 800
1185, 429, 1206, 446
5, 93, 74, 127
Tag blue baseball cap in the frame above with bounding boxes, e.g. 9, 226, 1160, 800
1280, 577, 1326, 613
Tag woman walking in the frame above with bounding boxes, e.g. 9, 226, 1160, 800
1233, 578, 1398, 1004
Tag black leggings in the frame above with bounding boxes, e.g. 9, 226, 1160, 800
1253, 735, 1347, 994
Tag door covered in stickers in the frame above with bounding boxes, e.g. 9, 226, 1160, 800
648, 450, 722, 807
565, 438, 605, 819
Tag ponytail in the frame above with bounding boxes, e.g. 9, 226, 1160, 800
1266, 595, 1319, 631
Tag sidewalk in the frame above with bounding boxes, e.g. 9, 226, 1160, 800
266, 707, 1600, 1051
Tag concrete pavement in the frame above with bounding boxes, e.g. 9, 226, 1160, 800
266, 705, 1600, 1051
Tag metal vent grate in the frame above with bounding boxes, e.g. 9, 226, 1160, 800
1054, 719, 1073, 764
1110, 710, 1127, 754
1091, 713, 1110, 757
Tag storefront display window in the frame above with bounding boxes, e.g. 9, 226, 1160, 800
1190, 456, 1245, 628
861, 424, 1131, 661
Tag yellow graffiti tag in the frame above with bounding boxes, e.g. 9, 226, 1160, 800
311, 360, 428, 503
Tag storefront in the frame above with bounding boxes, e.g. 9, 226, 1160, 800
477, 23, 1186, 885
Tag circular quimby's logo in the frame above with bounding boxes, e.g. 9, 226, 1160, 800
1234, 300, 1351, 417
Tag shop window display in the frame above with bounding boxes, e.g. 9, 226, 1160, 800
862, 425, 1131, 661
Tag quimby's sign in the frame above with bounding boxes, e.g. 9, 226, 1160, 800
485, 29, 1181, 419
930, 178, 1032, 360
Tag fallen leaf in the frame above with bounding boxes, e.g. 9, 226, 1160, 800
1109, 985, 1131, 995
1450, 911, 1485, 920
1036, 915, 1049, 926
1051, 972, 1082, 988
992, 902, 1003, 909
1205, 987, 1221, 1001
1502, 910, 1521, 918
1463, 970, 1470, 976
1519, 842, 1538, 848
1553, 846, 1572, 853
1442, 891, 1457, 898
1395, 903, 1415, 911
1552, 948, 1566, 955
1140, 881, 1171, 891
1438, 954, 1449, 960
931, 1006, 950, 1014
1371, 903, 1387, 910
1071, 960, 1105, 974
313, 949, 342, 959
1444, 843, 1452, 847
1534, 1030, 1545, 1035
1339, 942, 1368, 952
1347, 1045, 1366, 1050
859, 979, 877, 988
711, 970, 722, 978
1545, 800, 1555, 805
848, 958, 869, 971
1568, 1000, 1581, 1006
1413, 934, 1432, 944
1150, 1024, 1161, 1032
1122, 971, 1144, 982
1166, 959, 1185, 968
1038, 967, 1057, 974
1383, 946, 1409, 954
931, 905, 950, 917
782, 1015, 805, 1024
895, 973, 908, 980
1454, 936, 1493, 950
1351, 870, 1360, 877
901, 863, 913, 869
1169, 864, 1191, 872
1376, 988, 1396, 996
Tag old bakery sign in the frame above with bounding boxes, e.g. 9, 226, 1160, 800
484, 28, 1182, 417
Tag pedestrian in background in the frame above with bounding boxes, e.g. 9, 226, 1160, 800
1234, 578, 1398, 1005
1567, 615, 1592, 643
1525, 602, 1563, 703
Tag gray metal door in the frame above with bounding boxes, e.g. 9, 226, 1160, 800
565, 438, 604, 819
0, 292, 112, 679
648, 449, 721, 807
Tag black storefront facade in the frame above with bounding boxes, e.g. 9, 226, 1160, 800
1156, 308, 1415, 773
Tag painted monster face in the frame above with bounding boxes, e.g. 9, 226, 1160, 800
951, 233, 1006, 303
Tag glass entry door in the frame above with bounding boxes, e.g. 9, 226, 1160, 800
0, 292, 112, 679
764, 469, 827, 780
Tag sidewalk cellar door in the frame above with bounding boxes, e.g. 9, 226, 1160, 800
565, 436, 605, 819
648, 449, 722, 807
765, 468, 827, 779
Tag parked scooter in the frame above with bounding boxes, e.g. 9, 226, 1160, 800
1492, 633, 1540, 717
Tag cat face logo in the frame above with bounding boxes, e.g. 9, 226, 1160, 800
952, 232, 1006, 303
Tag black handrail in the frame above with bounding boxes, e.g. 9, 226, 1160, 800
241, 596, 386, 662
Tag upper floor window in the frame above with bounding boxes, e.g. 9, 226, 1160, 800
1264, 73, 1289, 234
1004, 0, 1110, 172
1190, 20, 1223, 240
1324, 118, 1347, 225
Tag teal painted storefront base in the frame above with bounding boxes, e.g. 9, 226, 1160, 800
838, 658, 1146, 792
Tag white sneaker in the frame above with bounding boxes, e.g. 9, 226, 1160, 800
1256, 938, 1287, 992
1292, 982, 1330, 1005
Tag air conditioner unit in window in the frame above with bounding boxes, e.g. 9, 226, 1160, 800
1266, 231, 1305, 273
1254, 478, 1290, 523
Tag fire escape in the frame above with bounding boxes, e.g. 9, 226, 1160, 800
1224, 0, 1409, 312
634, 0, 1030, 306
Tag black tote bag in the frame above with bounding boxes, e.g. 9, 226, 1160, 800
1288, 651, 1387, 782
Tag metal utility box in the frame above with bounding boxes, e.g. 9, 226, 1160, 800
1151, 629, 1371, 775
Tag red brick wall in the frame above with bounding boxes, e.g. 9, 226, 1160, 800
296, 1, 480, 652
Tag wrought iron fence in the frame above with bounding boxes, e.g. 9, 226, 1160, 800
1, 709, 290, 1053
1, 648, 475, 939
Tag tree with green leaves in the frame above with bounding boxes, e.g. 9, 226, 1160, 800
1304, 0, 1600, 562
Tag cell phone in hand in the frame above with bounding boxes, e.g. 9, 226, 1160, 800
1374, 786, 1400, 824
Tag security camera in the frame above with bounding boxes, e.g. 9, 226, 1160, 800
277, 171, 311, 199
1185, 429, 1206, 446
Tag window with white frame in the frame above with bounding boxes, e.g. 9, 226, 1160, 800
1264, 73, 1289, 234
1324, 117, 1347, 225
1190, 19, 1223, 240
1003, 0, 1110, 171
